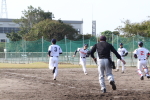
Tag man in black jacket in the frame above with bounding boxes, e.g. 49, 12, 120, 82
90, 36, 126, 93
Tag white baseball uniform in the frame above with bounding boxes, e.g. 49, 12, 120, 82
75, 48, 88, 74
133, 47, 150, 77
48, 44, 62, 79
117, 47, 128, 72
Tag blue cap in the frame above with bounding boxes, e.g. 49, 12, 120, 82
84, 44, 88, 47
51, 39, 56, 44
138, 41, 143, 46
120, 43, 123, 45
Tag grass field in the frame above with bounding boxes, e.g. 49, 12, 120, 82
0, 62, 97, 69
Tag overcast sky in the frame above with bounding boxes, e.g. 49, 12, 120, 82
4, 0, 150, 35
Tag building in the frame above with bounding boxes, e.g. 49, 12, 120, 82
0, 18, 83, 42
62, 20, 83, 34
0, 19, 20, 42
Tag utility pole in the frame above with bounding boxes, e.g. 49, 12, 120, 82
0, 0, 8, 18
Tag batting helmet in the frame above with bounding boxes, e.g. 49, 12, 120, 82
51, 39, 56, 44
138, 41, 143, 47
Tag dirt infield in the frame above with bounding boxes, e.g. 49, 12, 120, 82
0, 67, 150, 100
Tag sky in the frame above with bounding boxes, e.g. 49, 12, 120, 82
3, 0, 150, 35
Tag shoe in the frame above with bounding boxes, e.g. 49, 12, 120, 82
84, 72, 88, 75
52, 67, 56, 74
147, 76, 150, 79
110, 81, 116, 90
115, 69, 119, 72
140, 76, 144, 80
101, 88, 106, 93
53, 78, 56, 80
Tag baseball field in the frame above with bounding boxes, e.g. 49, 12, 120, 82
0, 62, 150, 100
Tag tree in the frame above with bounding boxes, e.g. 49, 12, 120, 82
25, 19, 78, 41
73, 34, 93, 40
101, 30, 113, 42
112, 31, 120, 35
8, 5, 53, 41
6, 31, 22, 41
116, 19, 150, 37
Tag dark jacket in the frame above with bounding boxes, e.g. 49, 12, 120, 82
90, 41, 121, 60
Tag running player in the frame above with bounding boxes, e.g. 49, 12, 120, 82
116, 43, 128, 73
133, 41, 150, 80
48, 39, 62, 80
73, 44, 89, 75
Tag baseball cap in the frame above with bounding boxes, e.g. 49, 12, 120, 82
120, 43, 123, 45
84, 44, 88, 47
51, 39, 56, 44
138, 41, 143, 46
100, 36, 106, 41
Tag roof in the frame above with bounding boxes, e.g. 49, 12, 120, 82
62, 20, 83, 24
0, 18, 16, 22
0, 18, 83, 24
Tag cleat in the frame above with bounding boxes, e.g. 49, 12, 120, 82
140, 76, 144, 80
147, 76, 150, 79
53, 78, 56, 80
115, 69, 119, 72
84, 72, 88, 75
101, 88, 106, 93
110, 81, 116, 90
52, 67, 56, 74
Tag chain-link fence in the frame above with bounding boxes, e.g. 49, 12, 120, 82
0, 35, 150, 66
0, 52, 150, 67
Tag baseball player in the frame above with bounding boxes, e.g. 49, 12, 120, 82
133, 41, 150, 80
90, 36, 126, 93
73, 44, 89, 75
48, 39, 62, 80
116, 43, 128, 73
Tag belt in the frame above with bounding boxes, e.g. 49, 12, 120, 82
51, 56, 58, 57
81, 57, 86, 58
139, 59, 146, 61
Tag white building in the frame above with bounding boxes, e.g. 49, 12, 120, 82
0, 18, 83, 42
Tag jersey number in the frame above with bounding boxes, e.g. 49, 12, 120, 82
140, 51, 144, 55
54, 47, 57, 52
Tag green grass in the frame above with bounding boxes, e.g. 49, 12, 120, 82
0, 62, 97, 69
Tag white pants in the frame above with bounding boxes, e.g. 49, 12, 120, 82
137, 59, 149, 77
97, 59, 114, 90
117, 57, 125, 71
49, 57, 59, 79
79, 57, 87, 73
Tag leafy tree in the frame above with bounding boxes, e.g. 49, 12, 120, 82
25, 19, 78, 41
116, 19, 150, 37
74, 34, 93, 40
101, 30, 113, 42
7, 5, 53, 41
112, 31, 120, 35
6, 31, 22, 41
